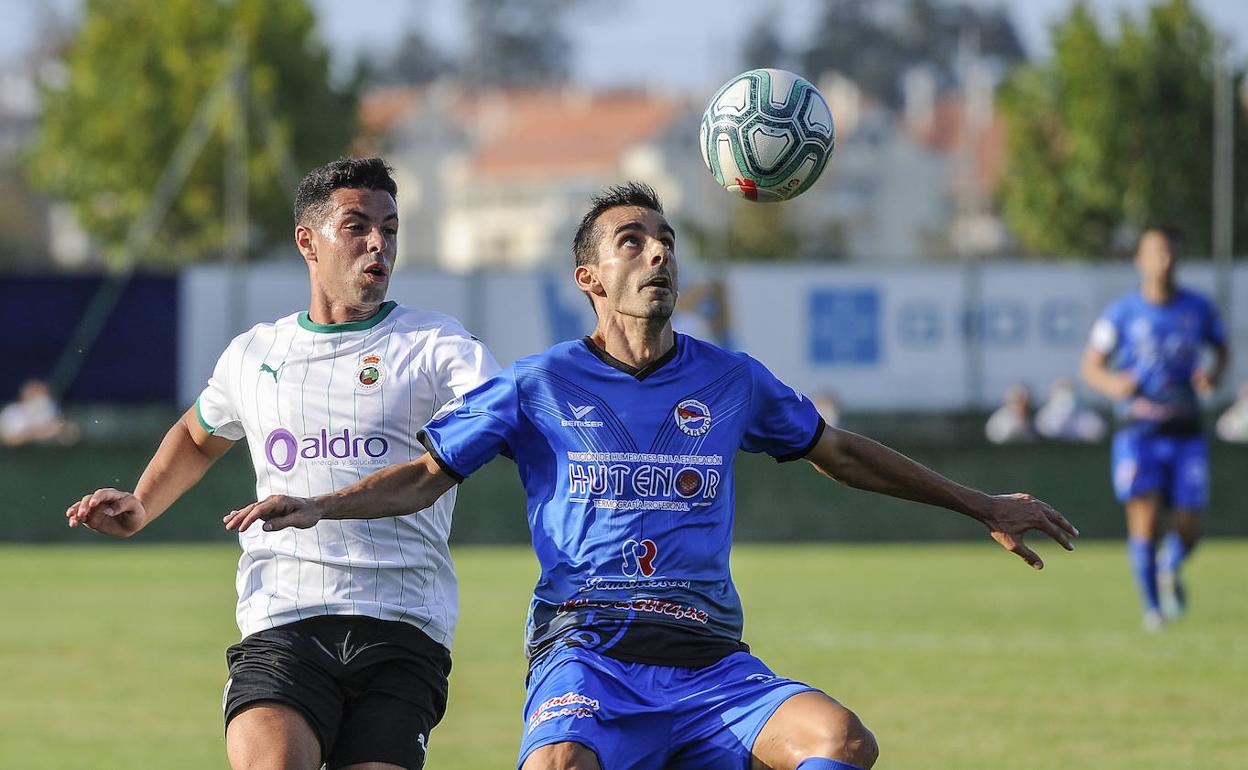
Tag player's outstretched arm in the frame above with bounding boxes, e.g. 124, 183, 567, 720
1192, 341, 1230, 395
1080, 345, 1136, 401
805, 426, 1078, 569
223, 452, 454, 533
66, 406, 235, 537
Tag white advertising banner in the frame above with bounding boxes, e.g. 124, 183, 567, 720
180, 262, 1245, 411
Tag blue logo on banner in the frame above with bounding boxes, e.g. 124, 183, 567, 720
809, 288, 881, 364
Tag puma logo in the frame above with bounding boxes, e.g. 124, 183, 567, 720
312, 630, 384, 665
259, 362, 283, 382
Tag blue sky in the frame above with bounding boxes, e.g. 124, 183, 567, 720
3, 0, 1248, 91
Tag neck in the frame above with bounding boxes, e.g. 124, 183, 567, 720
307, 293, 384, 325
589, 314, 674, 369
1141, 279, 1175, 304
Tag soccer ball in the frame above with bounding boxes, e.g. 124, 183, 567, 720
699, 68, 835, 202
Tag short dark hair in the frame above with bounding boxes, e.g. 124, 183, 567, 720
1141, 224, 1185, 256
294, 157, 398, 226
572, 182, 664, 267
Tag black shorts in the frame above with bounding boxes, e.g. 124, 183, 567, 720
224, 615, 451, 769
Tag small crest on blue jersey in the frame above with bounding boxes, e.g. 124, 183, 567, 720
674, 399, 712, 436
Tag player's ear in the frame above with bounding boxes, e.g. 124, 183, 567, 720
574, 264, 604, 297
295, 225, 317, 263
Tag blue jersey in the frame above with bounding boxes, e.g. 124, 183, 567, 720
419, 334, 823, 668
1089, 288, 1225, 433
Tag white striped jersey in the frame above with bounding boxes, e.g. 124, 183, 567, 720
195, 301, 499, 649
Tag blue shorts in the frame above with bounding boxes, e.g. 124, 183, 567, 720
518, 646, 817, 770
1111, 429, 1209, 510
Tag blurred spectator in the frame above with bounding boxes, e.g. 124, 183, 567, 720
812, 391, 841, 429
985, 383, 1035, 444
0, 379, 79, 447
1215, 384, 1248, 443
1035, 378, 1107, 442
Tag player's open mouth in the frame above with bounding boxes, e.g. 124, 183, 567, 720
641, 275, 672, 292
363, 263, 389, 281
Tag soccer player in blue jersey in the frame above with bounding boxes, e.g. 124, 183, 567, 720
1081, 227, 1228, 631
226, 182, 1079, 770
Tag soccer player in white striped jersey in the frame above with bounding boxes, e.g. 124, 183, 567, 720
65, 158, 498, 770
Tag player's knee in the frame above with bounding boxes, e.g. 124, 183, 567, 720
809, 708, 879, 768
521, 741, 601, 770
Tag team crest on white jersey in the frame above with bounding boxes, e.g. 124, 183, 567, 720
356, 355, 385, 392
674, 399, 712, 436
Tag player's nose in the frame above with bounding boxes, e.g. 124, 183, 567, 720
646, 238, 671, 266
366, 227, 389, 254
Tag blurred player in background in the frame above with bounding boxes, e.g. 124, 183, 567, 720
226, 182, 1078, 770
1081, 226, 1228, 630
66, 158, 498, 770
0, 378, 79, 447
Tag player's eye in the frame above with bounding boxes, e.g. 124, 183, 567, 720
384, 227, 398, 237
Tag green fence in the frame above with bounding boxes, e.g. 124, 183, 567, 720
8, 411, 1247, 543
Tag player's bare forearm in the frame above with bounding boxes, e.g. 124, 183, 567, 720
66, 406, 234, 536
224, 453, 453, 532
132, 409, 234, 521
320, 454, 453, 520
805, 426, 1078, 569
1080, 346, 1135, 401
805, 427, 989, 517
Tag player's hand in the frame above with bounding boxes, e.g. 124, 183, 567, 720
65, 488, 147, 538
1105, 372, 1138, 401
976, 492, 1078, 570
223, 495, 323, 533
1192, 369, 1216, 397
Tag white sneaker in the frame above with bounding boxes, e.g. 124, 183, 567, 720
1158, 571, 1186, 620
1143, 609, 1165, 632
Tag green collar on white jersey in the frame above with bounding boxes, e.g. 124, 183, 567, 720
298, 301, 398, 333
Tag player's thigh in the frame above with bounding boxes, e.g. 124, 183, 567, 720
226, 702, 323, 770
520, 647, 668, 770
224, 625, 345, 766
751, 691, 878, 770
331, 689, 443, 770
665, 652, 826, 770
330, 623, 452, 770
1171, 508, 1203, 542
1168, 436, 1210, 513
1113, 430, 1164, 505
521, 741, 602, 770
1125, 494, 1163, 539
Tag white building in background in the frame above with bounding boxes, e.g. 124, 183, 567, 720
359, 84, 704, 272
356, 69, 1008, 271
791, 68, 1008, 263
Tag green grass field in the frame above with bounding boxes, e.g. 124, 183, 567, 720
2, 540, 1244, 769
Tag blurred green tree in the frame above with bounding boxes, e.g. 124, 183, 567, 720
361, 27, 449, 86
998, 0, 1248, 257
461, 0, 577, 86
802, 0, 1025, 109
26, 0, 357, 268
740, 12, 790, 73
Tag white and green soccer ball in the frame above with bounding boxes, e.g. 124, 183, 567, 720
699, 68, 835, 202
